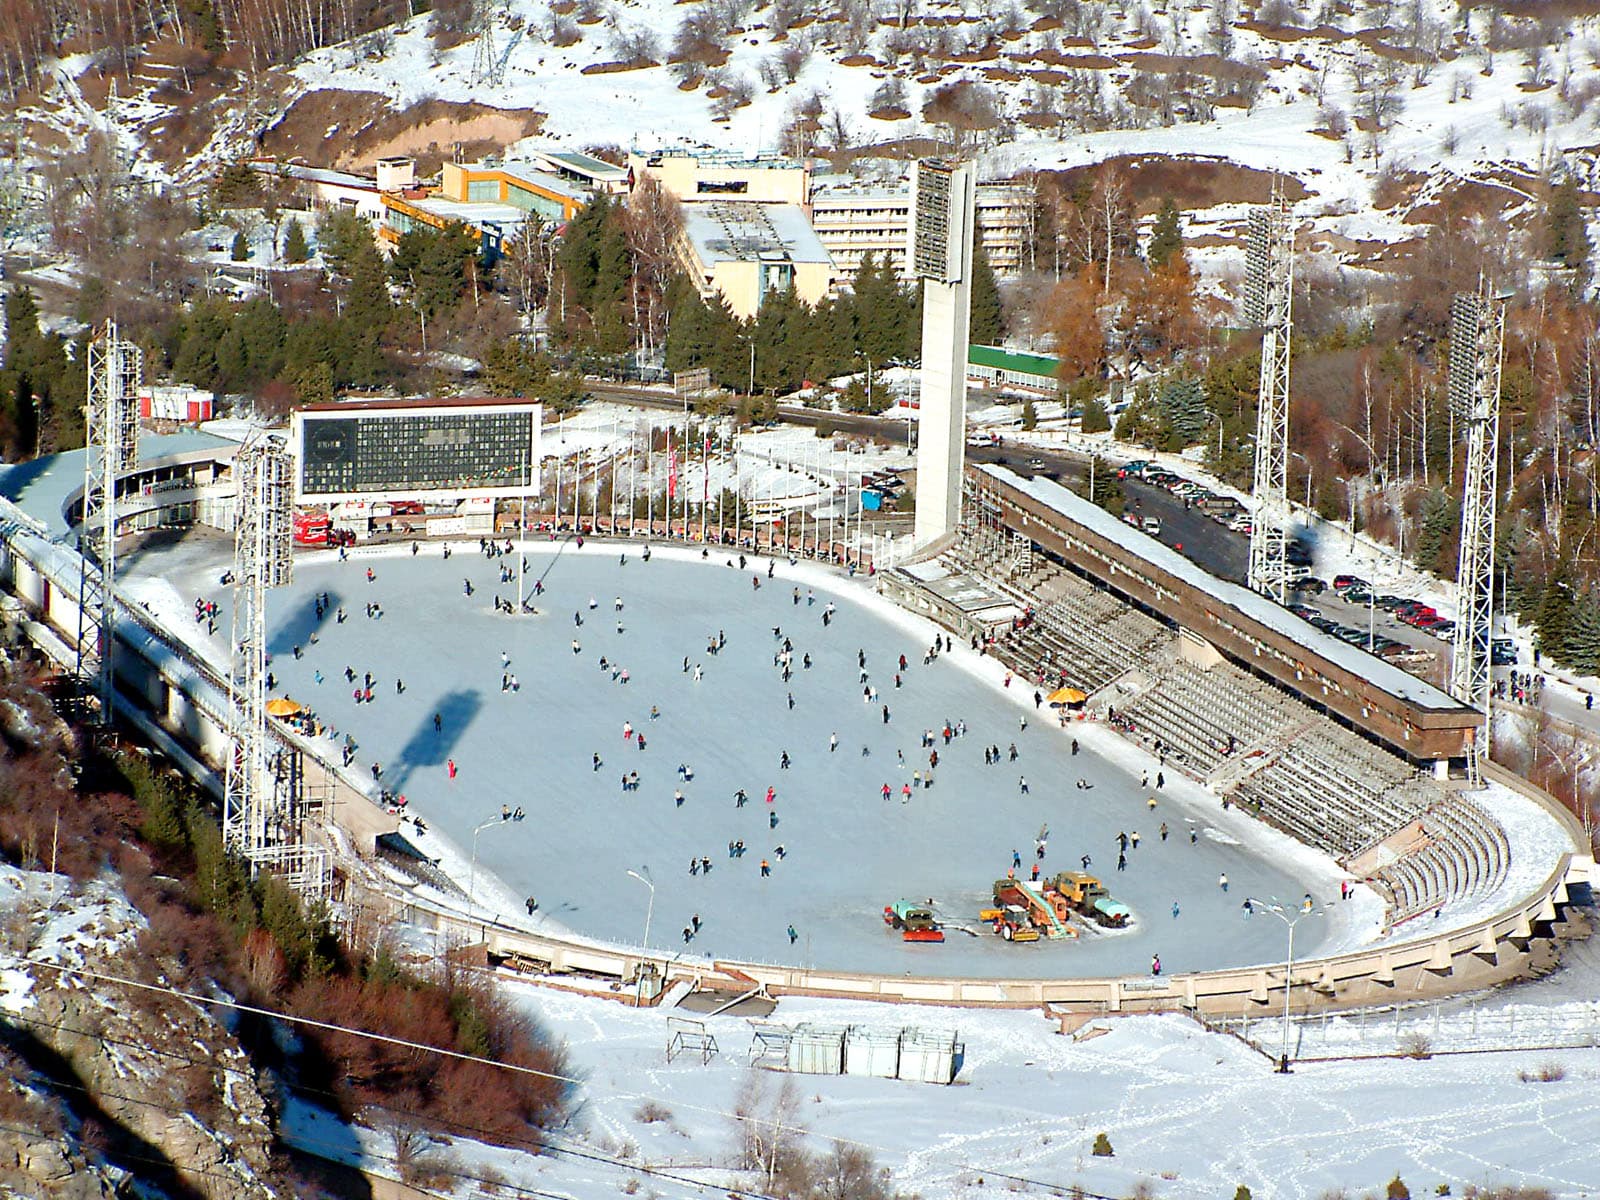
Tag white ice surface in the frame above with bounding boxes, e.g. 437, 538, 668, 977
128, 537, 1368, 979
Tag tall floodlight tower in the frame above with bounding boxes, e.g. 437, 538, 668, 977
911, 158, 977, 548
1448, 285, 1506, 786
1245, 180, 1294, 605
77, 321, 142, 724
225, 437, 327, 893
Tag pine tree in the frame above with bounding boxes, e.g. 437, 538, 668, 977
173, 297, 235, 388
1534, 565, 1576, 660
282, 217, 309, 264
1562, 590, 1600, 674
1080, 395, 1110, 434
1413, 489, 1461, 578
969, 241, 1005, 346
1159, 376, 1208, 445
293, 360, 334, 404
1087, 456, 1124, 515
230, 230, 251, 261
12, 374, 37, 459
1148, 197, 1182, 268
1545, 176, 1593, 272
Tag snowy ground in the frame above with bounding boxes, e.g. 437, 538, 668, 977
124, 537, 1373, 980
284, 949, 1600, 1200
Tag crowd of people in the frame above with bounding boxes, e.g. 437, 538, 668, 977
243, 534, 1325, 974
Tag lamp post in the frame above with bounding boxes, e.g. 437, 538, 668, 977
1249, 896, 1322, 1073
467, 815, 504, 907
626, 867, 656, 1005
1289, 450, 1314, 514
1205, 410, 1224, 461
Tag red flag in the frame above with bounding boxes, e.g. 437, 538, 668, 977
668, 440, 678, 500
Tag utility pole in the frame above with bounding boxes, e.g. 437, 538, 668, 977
1246, 179, 1294, 604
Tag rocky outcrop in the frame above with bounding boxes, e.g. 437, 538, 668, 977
0, 867, 280, 1200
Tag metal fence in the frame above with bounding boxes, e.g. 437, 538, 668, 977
1212, 995, 1600, 1062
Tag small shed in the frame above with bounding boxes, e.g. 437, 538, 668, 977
897, 1028, 961, 1084
786, 1024, 845, 1075
844, 1027, 901, 1079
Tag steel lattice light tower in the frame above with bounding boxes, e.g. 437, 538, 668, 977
77, 320, 142, 724
225, 436, 327, 894
1246, 180, 1294, 605
1448, 285, 1506, 787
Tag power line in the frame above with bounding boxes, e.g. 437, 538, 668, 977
0, 1000, 732, 1199
7, 950, 1105, 1195
1, 953, 824, 1191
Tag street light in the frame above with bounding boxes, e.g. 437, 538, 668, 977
467, 815, 504, 906
1204, 410, 1224, 461
626, 867, 656, 1006
1248, 895, 1323, 1073
1289, 451, 1314, 514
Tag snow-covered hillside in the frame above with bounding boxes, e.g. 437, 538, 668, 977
282, 0, 1600, 208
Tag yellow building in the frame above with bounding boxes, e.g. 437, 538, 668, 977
437, 160, 589, 223
678, 201, 835, 320
628, 149, 811, 206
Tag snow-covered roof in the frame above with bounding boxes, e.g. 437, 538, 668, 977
406, 197, 526, 227
980, 465, 1467, 713
249, 160, 377, 192
0, 431, 238, 538
523, 148, 628, 185
681, 201, 832, 267
490, 164, 592, 204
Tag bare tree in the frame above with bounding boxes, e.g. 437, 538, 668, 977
626, 176, 683, 358
730, 1069, 805, 1192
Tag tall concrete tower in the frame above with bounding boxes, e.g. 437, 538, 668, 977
910, 158, 976, 548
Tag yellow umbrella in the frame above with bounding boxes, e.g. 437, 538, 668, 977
266, 697, 304, 717
1047, 686, 1088, 706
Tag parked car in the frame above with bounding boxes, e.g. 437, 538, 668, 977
1142, 516, 1163, 536
1117, 460, 1150, 479
1332, 574, 1368, 592
1291, 577, 1327, 594
1491, 639, 1518, 665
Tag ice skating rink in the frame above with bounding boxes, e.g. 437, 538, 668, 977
257, 540, 1346, 979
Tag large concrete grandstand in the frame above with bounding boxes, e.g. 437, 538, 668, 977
884, 465, 1580, 934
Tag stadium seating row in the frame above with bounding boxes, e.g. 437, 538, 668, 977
934, 529, 1513, 925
